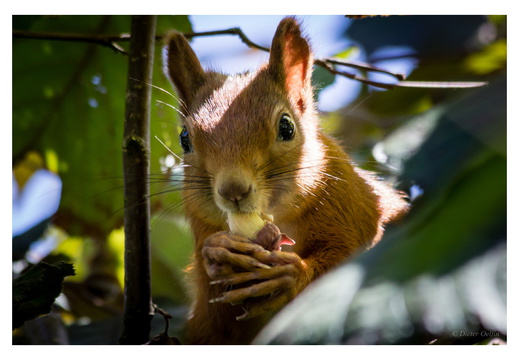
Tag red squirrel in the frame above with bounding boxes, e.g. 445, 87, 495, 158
163, 17, 409, 344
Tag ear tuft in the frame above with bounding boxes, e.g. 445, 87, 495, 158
268, 17, 313, 115
163, 31, 206, 111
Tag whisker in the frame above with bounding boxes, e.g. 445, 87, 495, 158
342, 93, 373, 118
150, 192, 197, 226
129, 76, 192, 118
256, 144, 301, 174
130, 76, 183, 107
154, 135, 183, 161
263, 162, 322, 179
156, 100, 185, 118
140, 80, 177, 101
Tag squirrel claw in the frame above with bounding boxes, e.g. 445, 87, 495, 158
202, 233, 273, 279
236, 311, 249, 321
208, 296, 224, 304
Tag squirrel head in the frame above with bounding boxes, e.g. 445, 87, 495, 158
164, 17, 326, 226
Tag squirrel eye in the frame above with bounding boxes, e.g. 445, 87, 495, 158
277, 113, 295, 141
179, 126, 193, 153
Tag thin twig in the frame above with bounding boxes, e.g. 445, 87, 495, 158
13, 30, 130, 55
314, 59, 488, 89
314, 59, 396, 90
13, 28, 488, 89
321, 58, 407, 81
181, 27, 270, 52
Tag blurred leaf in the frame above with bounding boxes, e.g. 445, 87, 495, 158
52, 235, 93, 282
51, 226, 125, 287
345, 15, 487, 58
157, 15, 193, 34
365, 87, 434, 116
488, 15, 506, 25
12, 15, 42, 31
107, 227, 125, 289
12, 151, 44, 189
390, 73, 506, 186
465, 39, 507, 75
255, 243, 505, 345
334, 45, 360, 59
13, 262, 75, 329
311, 64, 335, 98
150, 214, 194, 302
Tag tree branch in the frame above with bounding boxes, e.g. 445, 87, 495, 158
321, 58, 406, 81
181, 27, 271, 52
120, 15, 156, 345
13, 30, 130, 55
13, 25, 487, 91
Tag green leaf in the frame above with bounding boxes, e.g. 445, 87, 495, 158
13, 262, 75, 329
150, 214, 194, 302
333, 45, 360, 59
311, 64, 336, 100
464, 39, 507, 75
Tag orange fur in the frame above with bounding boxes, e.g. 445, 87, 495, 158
164, 17, 409, 344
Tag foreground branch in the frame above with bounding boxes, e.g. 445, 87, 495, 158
120, 15, 156, 345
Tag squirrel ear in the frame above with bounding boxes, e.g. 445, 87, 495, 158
268, 17, 313, 115
163, 31, 206, 110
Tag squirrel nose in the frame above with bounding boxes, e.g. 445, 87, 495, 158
218, 182, 252, 204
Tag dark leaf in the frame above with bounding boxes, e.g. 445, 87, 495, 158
345, 15, 487, 58
13, 262, 75, 329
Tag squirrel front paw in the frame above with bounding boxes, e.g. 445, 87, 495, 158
202, 232, 272, 280
208, 248, 307, 321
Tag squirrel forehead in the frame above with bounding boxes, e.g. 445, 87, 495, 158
189, 69, 281, 134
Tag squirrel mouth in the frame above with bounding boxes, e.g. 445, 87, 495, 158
226, 210, 273, 221
217, 196, 261, 214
